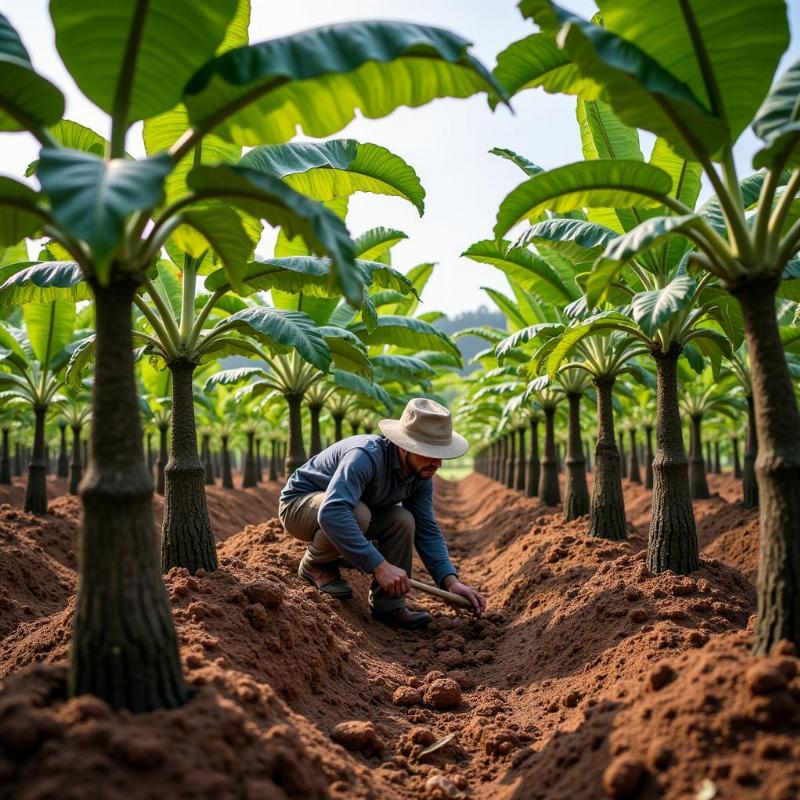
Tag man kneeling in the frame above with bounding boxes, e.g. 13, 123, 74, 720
278, 398, 486, 630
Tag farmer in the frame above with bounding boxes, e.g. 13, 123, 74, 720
278, 398, 486, 630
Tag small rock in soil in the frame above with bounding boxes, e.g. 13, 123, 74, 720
330, 720, 385, 757
393, 686, 423, 707
244, 580, 283, 609
603, 756, 645, 798
425, 774, 466, 799
448, 670, 474, 690
423, 678, 462, 710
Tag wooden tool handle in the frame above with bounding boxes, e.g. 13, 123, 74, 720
409, 578, 473, 609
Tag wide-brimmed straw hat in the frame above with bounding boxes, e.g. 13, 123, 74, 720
379, 398, 469, 460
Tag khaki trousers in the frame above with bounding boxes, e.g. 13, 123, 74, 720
278, 492, 414, 611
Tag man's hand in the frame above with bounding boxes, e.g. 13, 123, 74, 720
443, 575, 486, 617
373, 560, 411, 598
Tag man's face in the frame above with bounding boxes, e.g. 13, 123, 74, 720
406, 450, 443, 480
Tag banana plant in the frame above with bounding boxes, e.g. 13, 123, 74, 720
496, 0, 800, 652
59, 383, 91, 495
0, 301, 75, 513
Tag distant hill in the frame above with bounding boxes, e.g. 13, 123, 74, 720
435, 306, 507, 374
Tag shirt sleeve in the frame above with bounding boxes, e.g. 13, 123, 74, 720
402, 479, 457, 587
317, 448, 384, 573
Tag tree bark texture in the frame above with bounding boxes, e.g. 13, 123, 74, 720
538, 408, 561, 506
736, 279, 800, 654
564, 393, 589, 520
221, 435, 234, 489
689, 415, 710, 499
743, 395, 759, 509
156, 424, 168, 496
201, 434, 214, 486
526, 418, 540, 497
57, 426, 69, 478
646, 345, 699, 574
515, 427, 526, 492
70, 279, 187, 712
309, 405, 323, 457
644, 426, 654, 490
24, 406, 48, 514
627, 429, 641, 484
70, 424, 83, 495
589, 378, 626, 540
285, 394, 307, 477
242, 432, 257, 488
161, 360, 217, 575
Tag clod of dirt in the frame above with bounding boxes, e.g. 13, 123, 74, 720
244, 604, 269, 630
439, 649, 463, 668
648, 663, 676, 691
425, 773, 466, 799
448, 670, 474, 690
330, 720, 385, 757
602, 756, 646, 798
244, 580, 284, 609
483, 728, 520, 757
393, 686, 423, 707
423, 678, 462, 710
746, 664, 789, 695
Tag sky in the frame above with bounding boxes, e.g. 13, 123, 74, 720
2, 1, 799, 316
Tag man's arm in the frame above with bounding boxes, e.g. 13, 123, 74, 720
317, 450, 384, 573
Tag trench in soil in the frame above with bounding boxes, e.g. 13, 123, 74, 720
0, 471, 798, 800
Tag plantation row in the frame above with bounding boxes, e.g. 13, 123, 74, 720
1, 0, 799, 718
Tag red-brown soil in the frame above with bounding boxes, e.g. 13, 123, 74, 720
1, 469, 795, 800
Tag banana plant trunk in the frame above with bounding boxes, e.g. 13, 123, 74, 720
333, 413, 344, 442
515, 427, 526, 492
220, 435, 234, 489
13, 442, 21, 476
309, 405, 323, 457
713, 441, 721, 474
285, 394, 307, 477
255, 438, 263, 483
589, 378, 626, 540
644, 425, 654, 490
146, 432, 154, 472
242, 432, 257, 488
69, 424, 83, 495
647, 345, 699, 574
24, 406, 48, 514
538, 408, 561, 506
70, 279, 187, 712
269, 439, 278, 481
628, 429, 642, 484
0, 428, 10, 485
618, 432, 627, 479
505, 431, 516, 490
156, 424, 168, 496
350, 422, 360, 436
527, 418, 540, 497
57, 426, 69, 478
732, 436, 743, 479
736, 279, 800, 653
585, 439, 592, 472
201, 434, 214, 486
564, 393, 589, 520
689, 415, 710, 499
161, 360, 217, 574
743, 395, 759, 509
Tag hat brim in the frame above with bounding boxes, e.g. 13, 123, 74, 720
378, 419, 469, 459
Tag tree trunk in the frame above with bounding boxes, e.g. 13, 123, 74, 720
497, 436, 506, 483
333, 414, 344, 442
57, 426, 69, 478
221, 435, 234, 489
70, 279, 187, 712
242, 432, 257, 488
526, 418, 540, 497
505, 431, 516, 490
24, 406, 48, 514
705, 441, 713, 474
735, 279, 800, 653
255, 438, 263, 483
538, 408, 561, 506
627, 429, 641, 484
156, 424, 168, 496
269, 439, 278, 481
732, 436, 743, 479
713, 441, 721, 474
618, 432, 627, 479
644, 426, 654, 490
743, 395, 759, 509
350, 422, 360, 436
161, 360, 217, 575
285, 394, 307, 477
13, 441, 21, 476
515, 427, 526, 492
309, 405, 323, 457
564, 393, 589, 520
589, 378, 626, 540
201, 434, 214, 486
69, 424, 83, 495
647, 344, 699, 574
146, 432, 154, 473
0, 429, 10, 485
689, 415, 710, 499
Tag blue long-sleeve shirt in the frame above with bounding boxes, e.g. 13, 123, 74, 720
280, 435, 457, 585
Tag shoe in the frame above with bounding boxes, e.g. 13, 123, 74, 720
371, 606, 431, 630
298, 563, 353, 599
